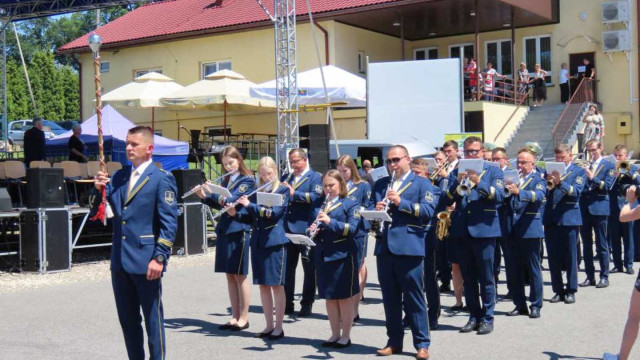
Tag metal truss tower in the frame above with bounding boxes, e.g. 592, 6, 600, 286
256, 0, 298, 174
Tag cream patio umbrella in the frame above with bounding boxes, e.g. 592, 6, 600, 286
160, 69, 275, 141
100, 72, 184, 131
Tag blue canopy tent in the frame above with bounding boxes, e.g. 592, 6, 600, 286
46, 105, 189, 170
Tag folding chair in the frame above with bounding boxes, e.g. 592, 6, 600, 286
58, 161, 82, 205
29, 161, 51, 169
4, 161, 26, 207
106, 161, 123, 175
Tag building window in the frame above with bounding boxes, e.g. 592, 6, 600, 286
154, 129, 162, 136
358, 51, 366, 74
134, 68, 162, 78
201, 60, 232, 79
414, 47, 438, 60
100, 61, 110, 73
523, 35, 552, 84
449, 43, 475, 61
485, 39, 512, 76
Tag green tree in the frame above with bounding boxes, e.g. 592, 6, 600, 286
59, 66, 79, 120
6, 59, 31, 120
29, 51, 64, 120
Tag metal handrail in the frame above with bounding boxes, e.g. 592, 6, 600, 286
551, 78, 594, 146
492, 87, 532, 143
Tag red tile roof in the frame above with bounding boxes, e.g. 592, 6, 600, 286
59, 0, 401, 53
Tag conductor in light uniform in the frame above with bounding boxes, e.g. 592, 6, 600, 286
372, 145, 436, 360
504, 148, 546, 319
544, 144, 586, 305
443, 136, 504, 335
579, 139, 615, 289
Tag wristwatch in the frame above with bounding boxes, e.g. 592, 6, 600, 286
154, 254, 165, 263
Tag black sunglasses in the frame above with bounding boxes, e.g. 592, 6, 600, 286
464, 149, 481, 156
385, 156, 406, 165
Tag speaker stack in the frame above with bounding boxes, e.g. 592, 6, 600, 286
171, 169, 207, 256
20, 168, 70, 273
300, 124, 330, 173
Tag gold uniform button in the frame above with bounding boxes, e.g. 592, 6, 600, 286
124, 206, 128, 210
122, 236, 126, 240
467, 211, 471, 214
122, 221, 126, 225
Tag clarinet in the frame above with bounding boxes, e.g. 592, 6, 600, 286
381, 171, 396, 222
302, 196, 330, 261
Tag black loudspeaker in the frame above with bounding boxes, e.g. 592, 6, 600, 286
171, 169, 205, 203
190, 129, 201, 150
26, 168, 65, 209
0, 187, 13, 211
300, 124, 330, 173
20, 209, 70, 273
174, 203, 207, 256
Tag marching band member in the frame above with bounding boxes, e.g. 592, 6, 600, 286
579, 139, 615, 288
411, 157, 442, 330
492, 147, 513, 296
438, 142, 465, 311
281, 148, 324, 316
504, 148, 546, 319
543, 144, 585, 304
444, 136, 504, 335
609, 145, 639, 275
336, 155, 371, 322
195, 146, 256, 331
310, 170, 360, 348
234, 156, 289, 340
373, 145, 436, 360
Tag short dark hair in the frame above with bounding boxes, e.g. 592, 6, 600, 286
614, 144, 628, 152
464, 136, 483, 147
493, 147, 507, 156
585, 139, 602, 148
442, 140, 458, 150
127, 126, 154, 143
288, 148, 307, 160
554, 144, 571, 154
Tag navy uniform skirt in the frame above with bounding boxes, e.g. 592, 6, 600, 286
355, 232, 368, 267
215, 231, 250, 275
251, 244, 287, 286
316, 253, 359, 300
446, 237, 461, 264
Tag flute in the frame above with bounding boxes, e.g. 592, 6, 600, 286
211, 179, 275, 221
182, 170, 238, 199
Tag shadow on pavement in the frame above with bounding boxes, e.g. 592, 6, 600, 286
542, 351, 601, 360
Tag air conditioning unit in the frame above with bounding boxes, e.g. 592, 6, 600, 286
602, 1, 630, 23
602, 29, 632, 52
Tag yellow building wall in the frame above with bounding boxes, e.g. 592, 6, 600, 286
464, 102, 529, 147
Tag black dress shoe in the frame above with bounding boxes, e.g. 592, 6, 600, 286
451, 304, 465, 311
321, 340, 338, 347
230, 322, 249, 331
439, 283, 452, 292
503, 292, 513, 300
254, 330, 273, 338
596, 279, 610, 288
564, 293, 576, 304
333, 340, 351, 348
267, 331, 284, 340
550, 294, 565, 303
507, 307, 529, 316
529, 308, 541, 319
580, 279, 596, 287
626, 267, 635, 275
285, 304, 294, 315
460, 320, 478, 333
611, 267, 622, 274
298, 305, 312, 317
477, 322, 493, 335
353, 315, 360, 322
219, 323, 234, 330
429, 322, 439, 330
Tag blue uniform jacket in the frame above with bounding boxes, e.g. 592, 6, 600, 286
347, 180, 372, 232
89, 164, 178, 275
443, 163, 505, 239
371, 172, 438, 256
543, 163, 586, 226
202, 174, 256, 236
581, 159, 615, 216
281, 170, 324, 234
314, 197, 360, 262
506, 173, 547, 239
236, 184, 290, 249
609, 164, 640, 212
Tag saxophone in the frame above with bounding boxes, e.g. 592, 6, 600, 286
436, 210, 451, 241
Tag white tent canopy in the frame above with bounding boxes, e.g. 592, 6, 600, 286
250, 65, 366, 107
101, 72, 184, 108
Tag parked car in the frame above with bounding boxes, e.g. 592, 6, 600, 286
8, 119, 66, 145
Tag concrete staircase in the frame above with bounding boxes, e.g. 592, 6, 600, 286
505, 104, 567, 159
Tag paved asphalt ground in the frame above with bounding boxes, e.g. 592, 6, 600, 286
1, 244, 638, 360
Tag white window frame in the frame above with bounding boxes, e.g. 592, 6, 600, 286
358, 51, 366, 74
100, 61, 110, 73
484, 39, 512, 76
449, 42, 475, 59
522, 34, 553, 85
134, 67, 162, 79
201, 60, 232, 79
413, 46, 438, 60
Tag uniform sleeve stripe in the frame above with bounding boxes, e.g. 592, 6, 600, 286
568, 185, 574, 196
343, 224, 350, 237
305, 193, 310, 203
158, 238, 173, 248
531, 191, 536, 203
260, 207, 265, 217
446, 190, 454, 199
414, 203, 420, 217
488, 186, 495, 200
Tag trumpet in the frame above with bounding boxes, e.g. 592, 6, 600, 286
436, 210, 451, 241
617, 160, 630, 175
210, 179, 275, 221
546, 179, 556, 191
182, 170, 238, 199
429, 161, 450, 182
456, 173, 472, 196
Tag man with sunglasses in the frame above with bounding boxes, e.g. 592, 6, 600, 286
443, 136, 504, 335
579, 139, 615, 289
372, 145, 437, 360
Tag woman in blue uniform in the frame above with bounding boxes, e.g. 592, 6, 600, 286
336, 154, 371, 321
235, 156, 288, 340
195, 146, 255, 331
309, 170, 360, 348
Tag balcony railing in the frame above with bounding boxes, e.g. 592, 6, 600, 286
551, 78, 595, 148
464, 72, 529, 106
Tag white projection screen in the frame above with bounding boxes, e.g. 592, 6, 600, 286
367, 59, 463, 148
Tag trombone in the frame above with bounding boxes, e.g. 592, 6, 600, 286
429, 161, 450, 182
